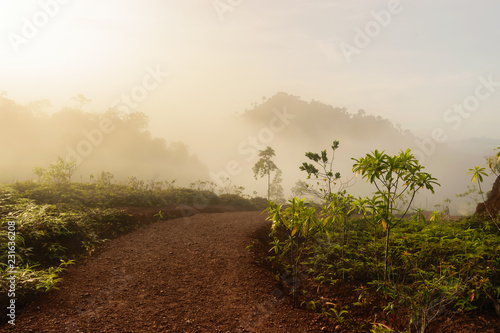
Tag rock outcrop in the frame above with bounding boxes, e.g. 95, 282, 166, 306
475, 175, 500, 217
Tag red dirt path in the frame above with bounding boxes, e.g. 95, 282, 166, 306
3, 210, 333, 332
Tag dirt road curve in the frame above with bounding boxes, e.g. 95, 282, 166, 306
4, 211, 332, 333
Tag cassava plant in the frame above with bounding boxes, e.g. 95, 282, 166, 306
321, 191, 353, 279
352, 149, 440, 282
351, 195, 384, 279
299, 140, 355, 202
266, 198, 318, 305
486, 147, 500, 177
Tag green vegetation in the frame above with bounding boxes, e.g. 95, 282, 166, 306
0, 163, 263, 321
352, 149, 440, 282
265, 142, 500, 332
298, 140, 355, 202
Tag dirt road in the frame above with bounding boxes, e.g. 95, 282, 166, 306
4, 211, 332, 332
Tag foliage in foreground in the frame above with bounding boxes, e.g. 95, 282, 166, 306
266, 198, 500, 332
265, 146, 500, 332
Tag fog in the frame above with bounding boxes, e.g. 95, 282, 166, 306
1, 1, 500, 215
1, 92, 497, 215
0, 94, 209, 184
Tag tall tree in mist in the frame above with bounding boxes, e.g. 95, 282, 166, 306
269, 168, 285, 203
253, 146, 278, 200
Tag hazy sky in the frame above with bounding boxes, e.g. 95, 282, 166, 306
1, 0, 500, 145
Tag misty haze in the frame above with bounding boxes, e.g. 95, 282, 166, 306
1, 1, 500, 332
1, 91, 497, 215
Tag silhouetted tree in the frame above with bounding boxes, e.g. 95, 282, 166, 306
269, 168, 285, 203
253, 146, 278, 200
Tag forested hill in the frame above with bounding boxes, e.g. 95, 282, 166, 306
241, 92, 415, 144
0, 95, 208, 184
239, 92, 416, 156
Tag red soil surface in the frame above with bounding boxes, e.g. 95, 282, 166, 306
3, 210, 333, 332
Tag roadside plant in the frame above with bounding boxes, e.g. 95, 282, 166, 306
486, 147, 500, 176
469, 166, 488, 199
352, 149, 440, 282
266, 198, 318, 304
412, 208, 426, 223
429, 211, 441, 222
410, 273, 460, 333
351, 195, 384, 279
299, 140, 355, 202
326, 305, 349, 324
322, 191, 354, 278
